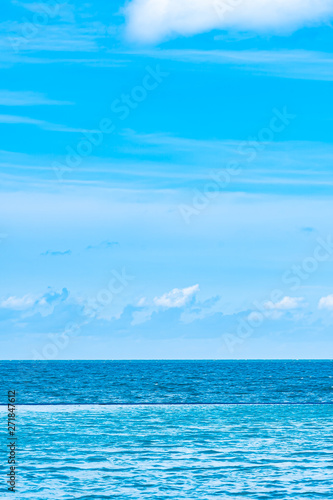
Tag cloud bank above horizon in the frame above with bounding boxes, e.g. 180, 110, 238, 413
125, 0, 333, 43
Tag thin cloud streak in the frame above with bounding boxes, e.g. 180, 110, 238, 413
0, 114, 99, 133
0, 90, 73, 106
120, 48, 333, 81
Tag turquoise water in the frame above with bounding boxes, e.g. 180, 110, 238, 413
0, 361, 332, 497
1, 404, 332, 499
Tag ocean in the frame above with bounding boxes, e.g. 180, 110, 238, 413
0, 361, 332, 498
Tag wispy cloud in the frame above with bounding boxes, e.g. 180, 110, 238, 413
0, 287, 69, 317
0, 90, 73, 106
2, 137, 333, 196
86, 240, 119, 251
0, 294, 36, 310
123, 49, 333, 81
41, 250, 72, 256
2, 21, 110, 54
2, 43, 331, 83
13, 1, 75, 23
0, 114, 98, 133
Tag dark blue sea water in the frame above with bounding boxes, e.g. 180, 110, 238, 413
0, 361, 332, 498
0, 360, 332, 404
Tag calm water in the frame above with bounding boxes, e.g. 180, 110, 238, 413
0, 361, 332, 498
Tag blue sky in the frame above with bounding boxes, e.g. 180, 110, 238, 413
1, 0, 333, 359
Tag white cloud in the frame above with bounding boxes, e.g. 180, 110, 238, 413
137, 297, 147, 306
318, 294, 333, 310
0, 294, 36, 310
0, 288, 69, 316
131, 308, 153, 325
154, 284, 199, 308
247, 296, 306, 321
264, 296, 305, 310
126, 0, 333, 43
